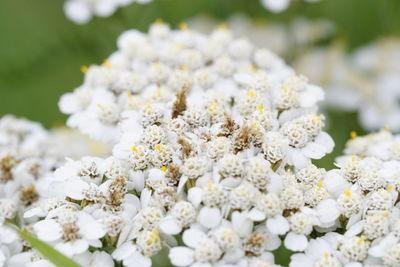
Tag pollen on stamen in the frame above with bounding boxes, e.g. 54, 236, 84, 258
180, 65, 188, 71
161, 166, 167, 172
179, 22, 188, 30
246, 90, 256, 97
344, 189, 351, 197
102, 60, 112, 68
131, 146, 139, 152
317, 181, 324, 188
218, 22, 228, 29
350, 131, 357, 139
388, 185, 394, 192
80, 65, 88, 73
155, 18, 163, 24
155, 144, 162, 151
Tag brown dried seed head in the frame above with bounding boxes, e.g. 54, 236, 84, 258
0, 155, 16, 182
62, 223, 81, 242
172, 88, 187, 119
20, 184, 39, 205
219, 113, 238, 137
165, 164, 181, 187
178, 138, 193, 159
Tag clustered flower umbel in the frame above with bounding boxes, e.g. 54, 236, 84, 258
290, 129, 400, 267
63, 0, 152, 24
0, 115, 109, 266
43, 21, 343, 267
10, 20, 400, 267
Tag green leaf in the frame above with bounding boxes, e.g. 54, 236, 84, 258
5, 222, 82, 267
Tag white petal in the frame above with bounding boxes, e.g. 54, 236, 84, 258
316, 199, 340, 224
301, 142, 326, 159
298, 85, 324, 108
222, 248, 245, 263
247, 208, 266, 222
131, 171, 145, 192
177, 176, 189, 193
232, 211, 253, 238
199, 207, 221, 228
188, 187, 203, 208
63, 1, 91, 24
265, 234, 282, 251
284, 232, 308, 251
34, 219, 62, 242
345, 220, 364, 237
58, 93, 80, 114
112, 242, 136, 260
288, 148, 308, 168
140, 188, 152, 208
267, 215, 289, 235
314, 132, 334, 154
77, 212, 106, 240
160, 217, 182, 235
65, 179, 89, 200
290, 253, 313, 267
369, 234, 397, 257
91, 251, 114, 267
56, 239, 88, 257
169, 247, 194, 267
261, 0, 290, 12
266, 173, 283, 193
323, 170, 350, 197
305, 238, 331, 261
182, 228, 207, 248
124, 251, 151, 267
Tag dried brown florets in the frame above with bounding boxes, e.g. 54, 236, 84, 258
165, 164, 181, 187
178, 138, 193, 159
243, 231, 267, 255
233, 123, 263, 151
20, 184, 39, 206
219, 113, 238, 137
0, 155, 16, 182
172, 88, 188, 119
62, 223, 81, 242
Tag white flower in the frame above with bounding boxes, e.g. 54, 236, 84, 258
33, 210, 106, 256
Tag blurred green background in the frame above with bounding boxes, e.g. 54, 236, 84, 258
0, 0, 399, 169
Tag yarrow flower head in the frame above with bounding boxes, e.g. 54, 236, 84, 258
0, 115, 108, 266
48, 21, 339, 267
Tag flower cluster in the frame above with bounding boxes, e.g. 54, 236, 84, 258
0, 115, 108, 266
39, 22, 340, 266
260, 0, 323, 13
63, 0, 152, 24
295, 38, 400, 131
5, 22, 399, 267
291, 129, 400, 266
